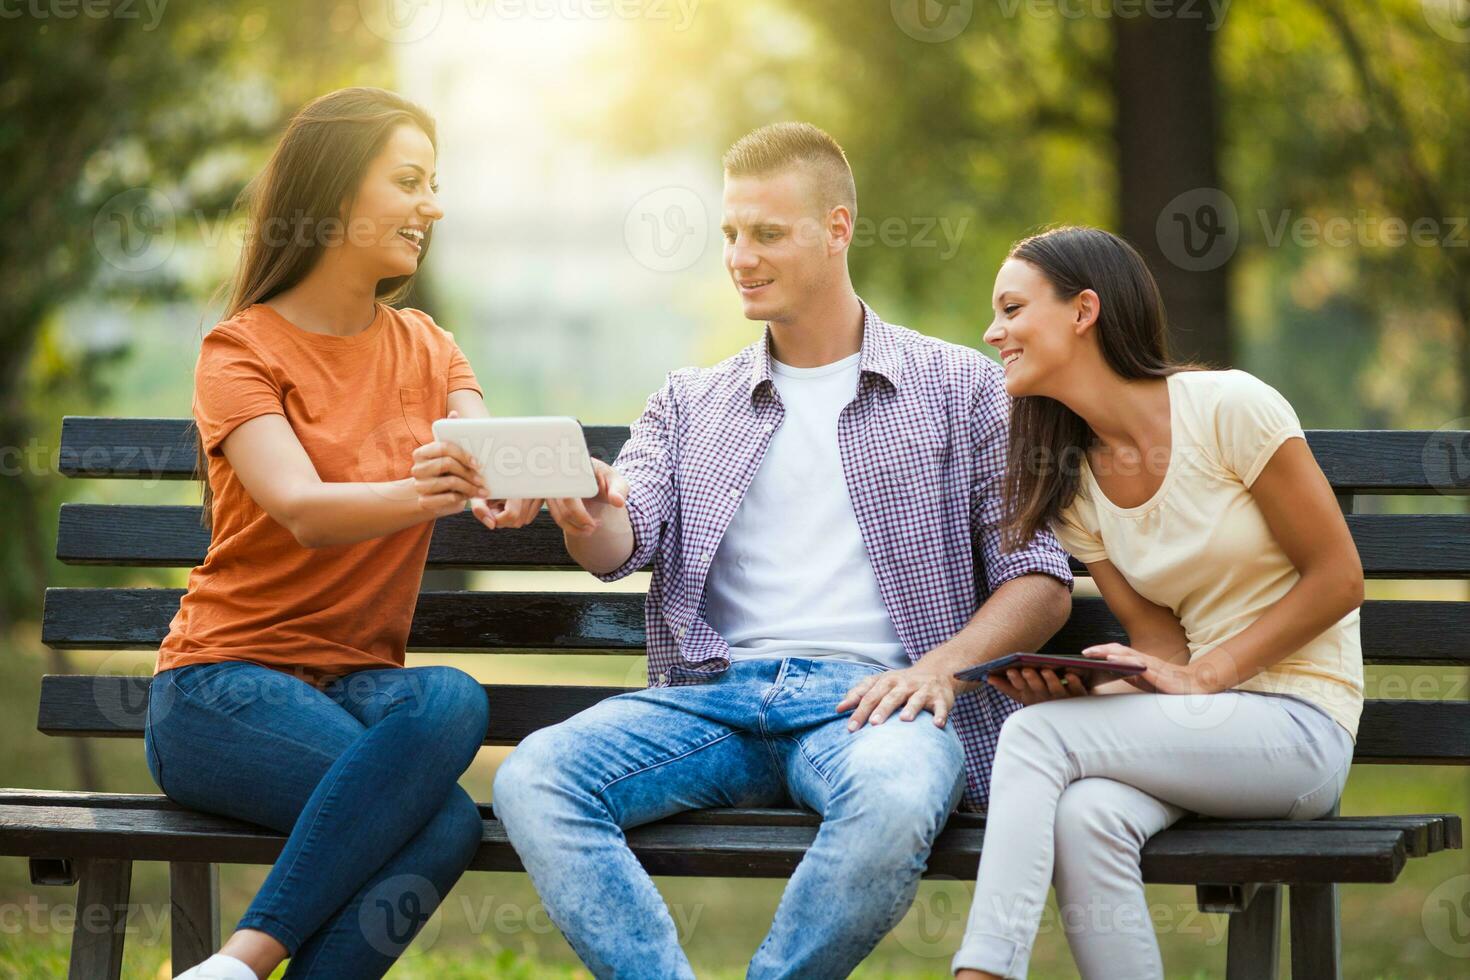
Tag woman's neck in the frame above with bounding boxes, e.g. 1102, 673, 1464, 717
1050, 360, 1170, 453
265, 252, 380, 337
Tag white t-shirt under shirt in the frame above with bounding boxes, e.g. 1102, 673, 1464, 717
703, 352, 911, 671
1050, 369, 1364, 740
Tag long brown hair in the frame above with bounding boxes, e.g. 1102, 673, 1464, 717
1001, 226, 1202, 550
196, 87, 438, 527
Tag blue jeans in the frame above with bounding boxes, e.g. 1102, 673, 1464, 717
492, 657, 967, 980
144, 661, 489, 978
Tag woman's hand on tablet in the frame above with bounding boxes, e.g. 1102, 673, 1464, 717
1082, 643, 1232, 696
411, 410, 492, 518
987, 667, 1091, 705
547, 460, 629, 537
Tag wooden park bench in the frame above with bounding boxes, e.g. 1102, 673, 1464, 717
1, 416, 1465, 978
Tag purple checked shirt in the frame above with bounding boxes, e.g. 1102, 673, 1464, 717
596, 302, 1074, 810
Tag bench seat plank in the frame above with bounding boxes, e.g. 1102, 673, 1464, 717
1, 790, 1456, 859
0, 801, 1413, 884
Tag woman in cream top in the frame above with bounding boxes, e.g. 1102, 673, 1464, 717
952, 227, 1365, 980
1052, 367, 1363, 738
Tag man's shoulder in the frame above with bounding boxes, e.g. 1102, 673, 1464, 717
878, 317, 1001, 398
654, 341, 761, 405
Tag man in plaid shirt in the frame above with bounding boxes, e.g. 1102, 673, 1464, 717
494, 123, 1073, 978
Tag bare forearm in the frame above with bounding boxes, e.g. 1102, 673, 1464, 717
289, 478, 438, 548
1194, 565, 1362, 689
923, 574, 1072, 694
563, 501, 636, 575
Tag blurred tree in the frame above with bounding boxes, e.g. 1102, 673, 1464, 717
596, 0, 1467, 415
0, 3, 391, 630
1228, 0, 1470, 418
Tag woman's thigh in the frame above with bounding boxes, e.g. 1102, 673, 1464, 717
998, 691, 1352, 819
145, 661, 366, 831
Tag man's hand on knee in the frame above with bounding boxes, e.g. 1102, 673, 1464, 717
836, 665, 957, 731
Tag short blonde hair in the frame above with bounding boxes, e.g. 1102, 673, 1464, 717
722, 122, 857, 218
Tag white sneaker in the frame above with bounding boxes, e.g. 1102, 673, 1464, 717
174, 953, 258, 980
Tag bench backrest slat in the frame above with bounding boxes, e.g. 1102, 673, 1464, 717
35, 675, 1470, 765
56, 417, 1470, 495
53, 504, 1470, 578
39, 588, 1470, 668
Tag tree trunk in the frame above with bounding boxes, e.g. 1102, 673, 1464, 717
1113, 16, 1232, 368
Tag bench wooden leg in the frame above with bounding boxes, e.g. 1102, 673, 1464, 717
1289, 883, 1341, 979
1224, 883, 1281, 980
170, 862, 221, 973
68, 857, 132, 980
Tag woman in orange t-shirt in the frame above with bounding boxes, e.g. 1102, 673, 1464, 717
147, 88, 538, 980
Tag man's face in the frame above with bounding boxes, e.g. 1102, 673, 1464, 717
721, 168, 841, 323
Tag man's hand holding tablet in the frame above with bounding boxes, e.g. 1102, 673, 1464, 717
955, 653, 1147, 706
546, 459, 629, 537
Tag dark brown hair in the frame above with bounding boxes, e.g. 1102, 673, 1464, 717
196, 87, 437, 527
1001, 226, 1201, 549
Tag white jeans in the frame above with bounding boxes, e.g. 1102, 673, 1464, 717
953, 690, 1354, 978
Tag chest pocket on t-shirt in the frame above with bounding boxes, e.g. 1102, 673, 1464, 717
399, 386, 434, 446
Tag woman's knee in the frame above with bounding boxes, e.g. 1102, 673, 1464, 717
1054, 779, 1153, 858
403, 667, 489, 753
432, 787, 486, 869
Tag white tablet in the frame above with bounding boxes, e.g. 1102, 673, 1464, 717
430, 416, 599, 500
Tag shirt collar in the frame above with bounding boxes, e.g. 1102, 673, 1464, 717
746, 299, 903, 400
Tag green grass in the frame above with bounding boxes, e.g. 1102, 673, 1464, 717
2, 620, 1467, 978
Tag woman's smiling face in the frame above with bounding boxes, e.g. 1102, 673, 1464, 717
341, 123, 444, 281
984, 257, 1093, 398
